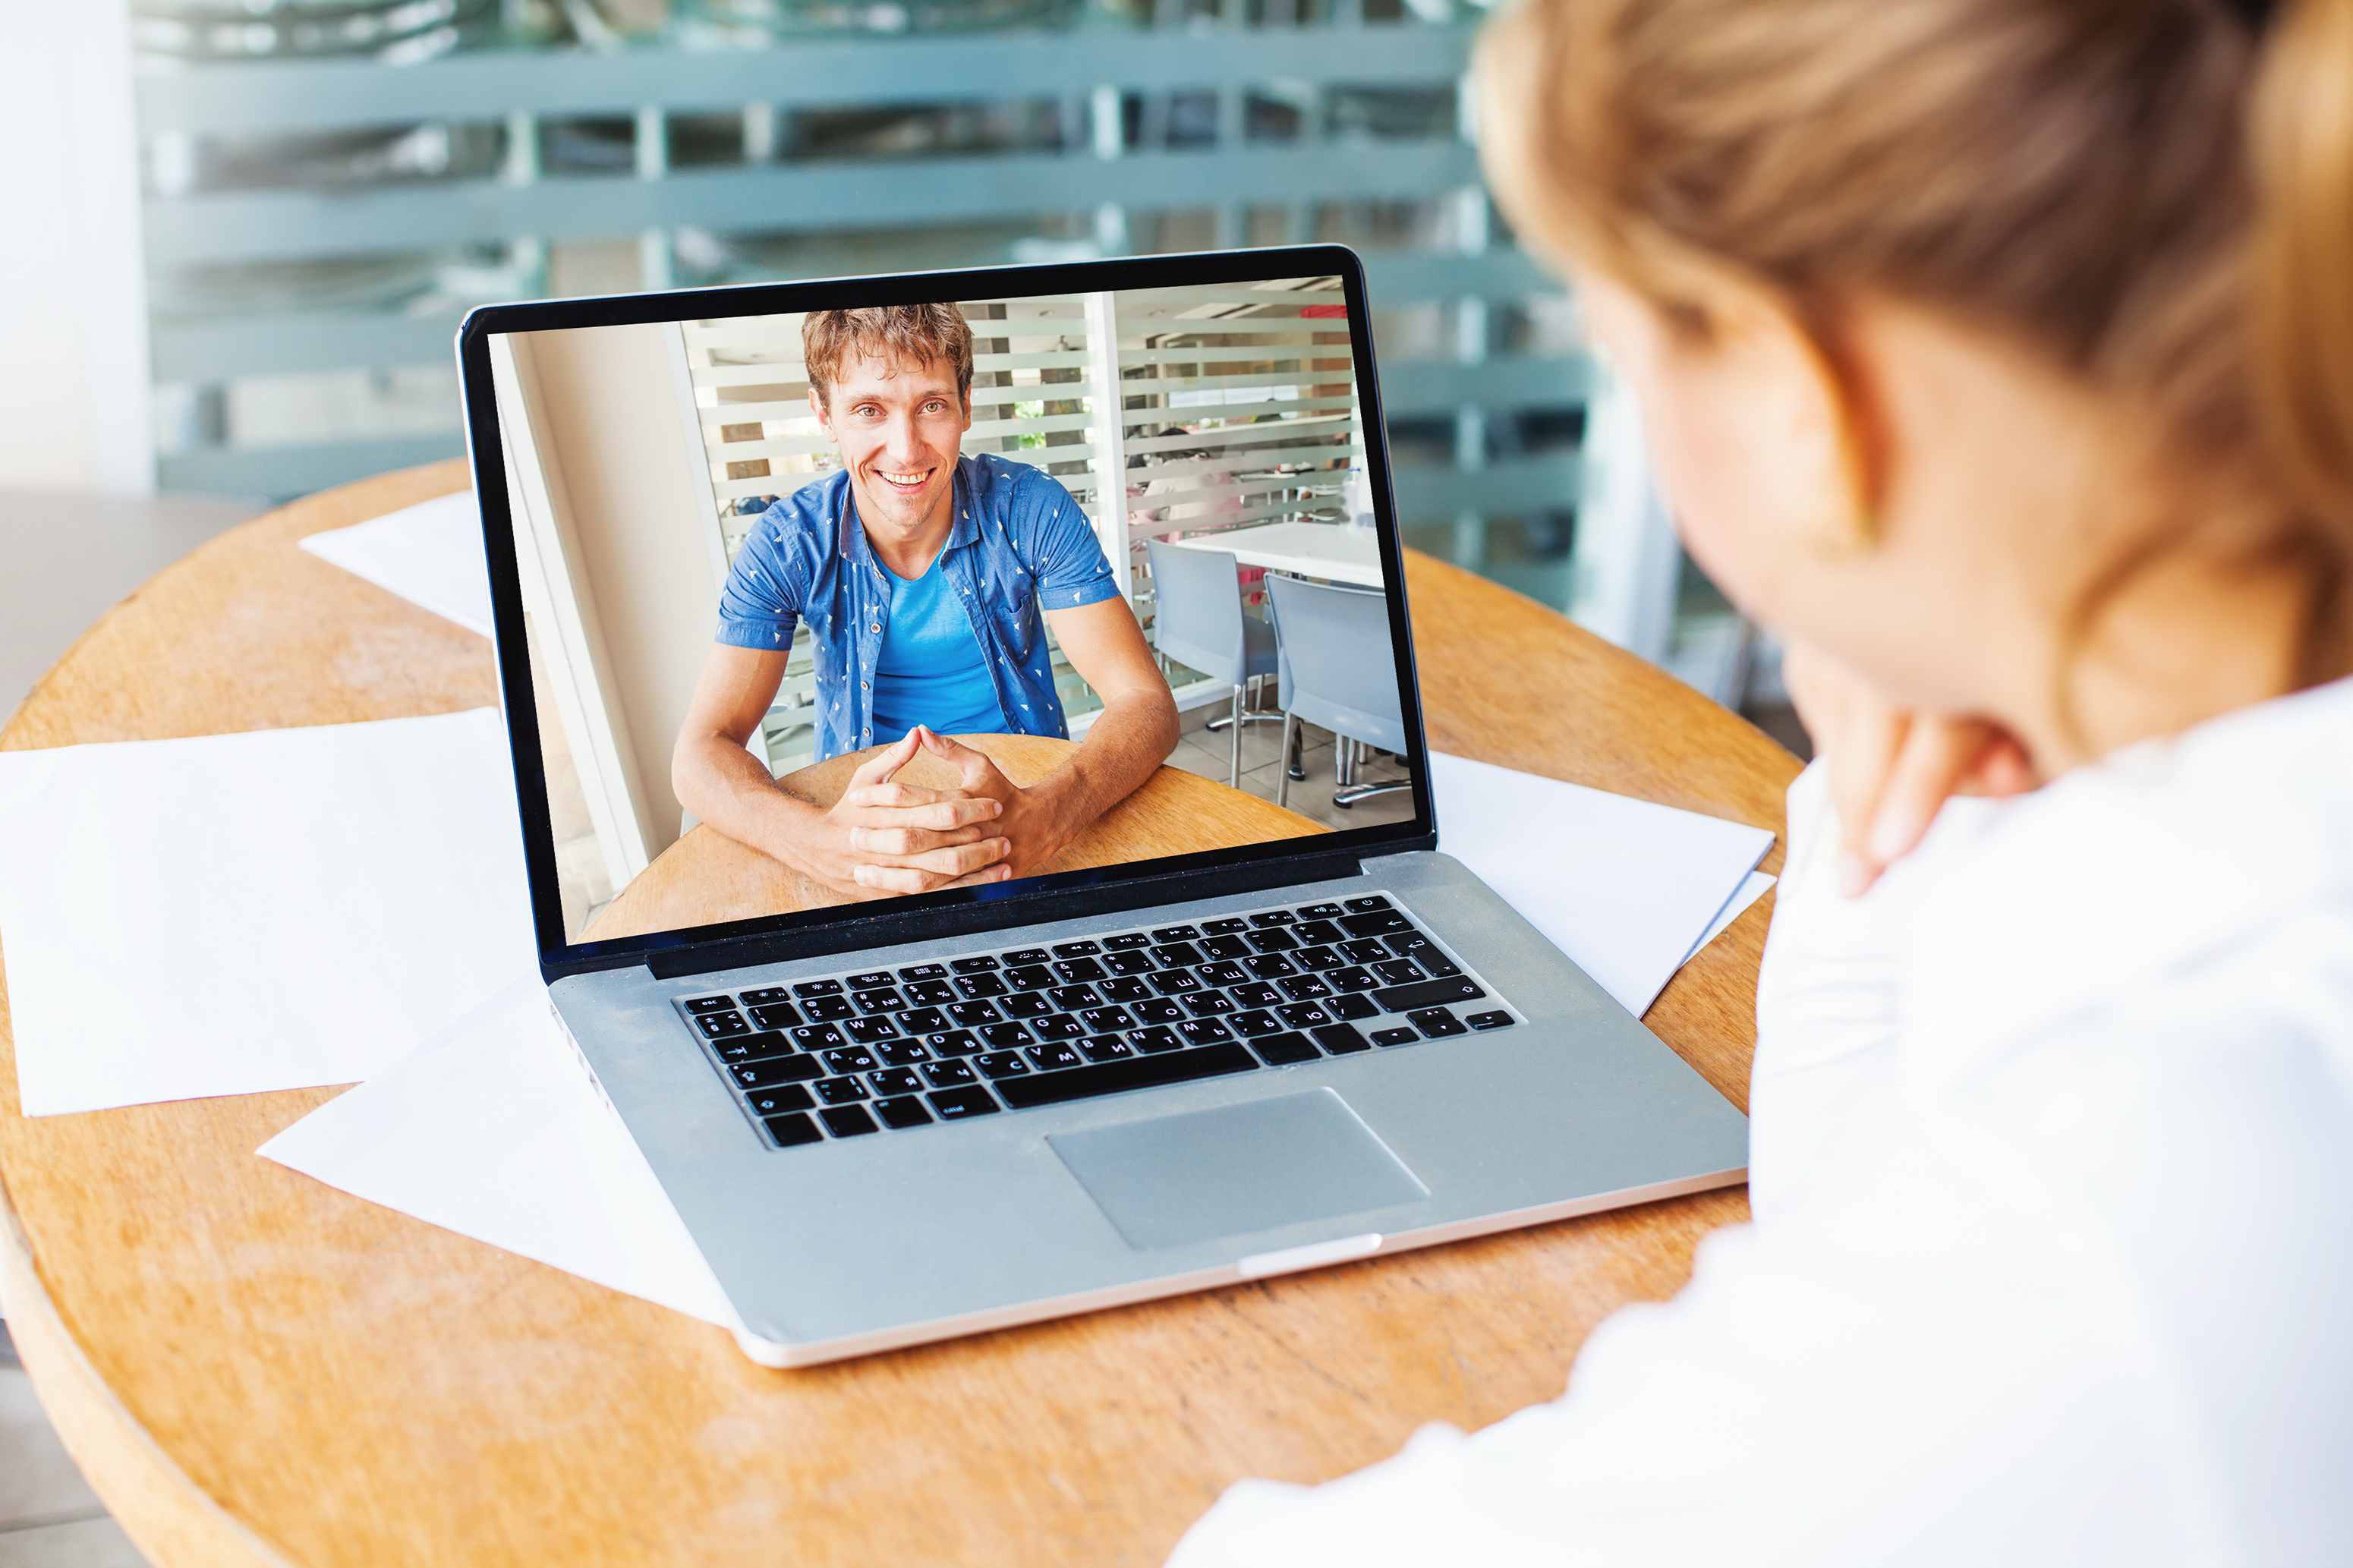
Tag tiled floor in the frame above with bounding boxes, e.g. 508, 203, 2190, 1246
0, 1324, 151, 1567
1162, 696, 1418, 832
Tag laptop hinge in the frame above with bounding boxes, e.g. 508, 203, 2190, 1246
643, 849, 1365, 982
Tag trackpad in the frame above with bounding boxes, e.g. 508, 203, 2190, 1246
1048, 1088, 1428, 1251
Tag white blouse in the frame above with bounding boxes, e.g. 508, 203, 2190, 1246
1169, 678, 2353, 1566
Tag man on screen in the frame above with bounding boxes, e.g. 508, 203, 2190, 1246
673, 303, 1180, 900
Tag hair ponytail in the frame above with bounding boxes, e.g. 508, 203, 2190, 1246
2250, 0, 2353, 679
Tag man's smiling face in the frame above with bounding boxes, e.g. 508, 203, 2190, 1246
812, 350, 972, 543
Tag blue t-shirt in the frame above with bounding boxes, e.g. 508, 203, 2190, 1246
713, 453, 1121, 761
870, 552, 1009, 745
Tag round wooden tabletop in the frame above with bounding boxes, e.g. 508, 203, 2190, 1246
0, 461, 1800, 1568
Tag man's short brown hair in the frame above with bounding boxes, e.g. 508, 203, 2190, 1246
802, 304, 975, 409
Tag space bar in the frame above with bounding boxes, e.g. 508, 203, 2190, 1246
995, 1042, 1259, 1110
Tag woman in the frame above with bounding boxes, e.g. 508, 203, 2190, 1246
1170, 0, 2353, 1560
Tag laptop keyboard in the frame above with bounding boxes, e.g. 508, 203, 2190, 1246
672, 895, 1520, 1149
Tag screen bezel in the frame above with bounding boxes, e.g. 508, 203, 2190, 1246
457, 244, 1438, 982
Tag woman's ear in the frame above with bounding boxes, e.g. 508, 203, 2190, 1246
1707, 282, 1888, 556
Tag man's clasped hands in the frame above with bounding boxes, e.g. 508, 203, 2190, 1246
798, 727, 1083, 899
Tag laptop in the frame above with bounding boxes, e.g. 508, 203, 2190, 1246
457, 244, 1747, 1367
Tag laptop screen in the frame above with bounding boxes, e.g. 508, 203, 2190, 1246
461, 247, 1433, 973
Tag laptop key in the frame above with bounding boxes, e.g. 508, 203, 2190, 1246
748, 1003, 802, 1030
975, 1050, 1030, 1078
1148, 925, 1200, 943
950, 955, 1000, 974
867, 1068, 923, 1097
734, 1056, 823, 1088
843, 1016, 899, 1044
790, 1024, 846, 1051
1199, 918, 1248, 936
853, 987, 906, 1014
921, 1059, 978, 1088
875, 1040, 931, 1067
1294, 920, 1347, 946
1328, 967, 1380, 993
1184, 990, 1238, 1016
1132, 998, 1186, 1024
1198, 934, 1251, 960
1279, 974, 1334, 1000
685, 995, 737, 1013
1231, 981, 1282, 1008
1148, 969, 1203, 995
1006, 965, 1054, 990
803, 995, 855, 1022
821, 1046, 880, 1075
1025, 1041, 1085, 1072
747, 1085, 816, 1116
1001, 991, 1054, 1019
994, 1041, 1258, 1110
767, 1112, 824, 1148
1466, 1010, 1516, 1031
1149, 941, 1203, 968
1047, 984, 1101, 1010
1245, 928, 1298, 952
1408, 1008, 1469, 1039
1052, 957, 1106, 984
1296, 902, 1346, 919
1313, 1023, 1374, 1055
1291, 946, 1344, 973
1248, 910, 1298, 927
1229, 1010, 1284, 1037
1176, 1017, 1233, 1045
904, 981, 958, 1006
1103, 932, 1151, 950
1345, 896, 1394, 912
1198, 960, 1249, 987
1275, 1003, 1333, 1030
896, 1007, 947, 1034
1099, 978, 1153, 1003
925, 1030, 983, 1057
979, 1023, 1033, 1049
1104, 950, 1156, 976
1371, 1027, 1419, 1047
740, 987, 793, 1006
1372, 959, 1424, 987
793, 979, 844, 997
1243, 953, 1298, 979
897, 962, 950, 982
698, 1012, 751, 1038
716, 1031, 795, 1064
953, 972, 1008, 999
1077, 1006, 1135, 1034
1420, 955, 1466, 979
1253, 1032, 1320, 1066
1340, 910, 1413, 937
847, 971, 892, 989
815, 1076, 869, 1105
928, 1085, 1002, 1119
821, 1105, 880, 1138
874, 1095, 934, 1130
1373, 978, 1488, 1013
947, 1000, 1002, 1026
1384, 930, 1436, 957
1032, 1015, 1088, 1042
1330, 993, 1380, 1022
1079, 1035, 1133, 1063
1002, 948, 1051, 965
1338, 939, 1388, 964
1051, 940, 1101, 959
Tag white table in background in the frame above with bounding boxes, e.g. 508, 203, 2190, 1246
1159, 521, 1384, 587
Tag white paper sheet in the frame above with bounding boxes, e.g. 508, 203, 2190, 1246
258, 978, 737, 1329
0, 709, 537, 1116
299, 490, 492, 638
1683, 870, 1777, 968
1428, 752, 1775, 1016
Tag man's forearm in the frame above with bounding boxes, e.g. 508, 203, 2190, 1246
674, 731, 829, 873
1034, 687, 1180, 842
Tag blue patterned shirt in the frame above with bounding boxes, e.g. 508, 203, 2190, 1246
714, 452, 1121, 762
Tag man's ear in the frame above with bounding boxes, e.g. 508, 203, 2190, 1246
808, 383, 835, 442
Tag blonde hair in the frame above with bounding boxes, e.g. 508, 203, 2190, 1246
1479, 0, 2353, 685
802, 303, 975, 409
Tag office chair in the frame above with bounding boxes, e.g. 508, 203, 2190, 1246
1265, 573, 1411, 810
1145, 539, 1282, 789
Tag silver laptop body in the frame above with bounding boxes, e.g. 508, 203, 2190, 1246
459, 246, 1747, 1367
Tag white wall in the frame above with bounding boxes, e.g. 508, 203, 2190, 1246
0, 1, 153, 496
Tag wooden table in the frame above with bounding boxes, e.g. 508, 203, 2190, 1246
0, 461, 1800, 1568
